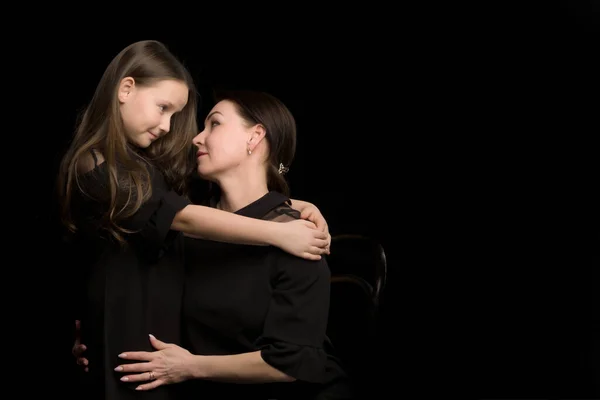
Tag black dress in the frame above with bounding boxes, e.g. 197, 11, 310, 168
70, 156, 190, 399
179, 192, 354, 399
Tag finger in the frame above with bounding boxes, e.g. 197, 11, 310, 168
299, 209, 310, 220
84, 367, 89, 372
118, 351, 154, 361
302, 252, 322, 261
312, 245, 328, 254
120, 372, 154, 383
72, 343, 85, 357
308, 244, 328, 255
313, 218, 326, 232
148, 333, 171, 350
299, 220, 317, 229
136, 379, 164, 391
304, 213, 323, 230
77, 357, 88, 366
73, 344, 87, 357
115, 362, 153, 373
311, 238, 329, 249
315, 230, 328, 240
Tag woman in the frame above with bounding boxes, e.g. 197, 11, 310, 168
60, 41, 330, 399
109, 90, 355, 399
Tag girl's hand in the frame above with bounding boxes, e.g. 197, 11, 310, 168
275, 219, 329, 260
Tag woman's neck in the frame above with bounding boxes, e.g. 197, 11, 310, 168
216, 173, 269, 213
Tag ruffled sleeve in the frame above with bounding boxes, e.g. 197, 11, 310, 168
74, 161, 190, 240
122, 167, 190, 261
256, 251, 332, 383
72, 161, 190, 264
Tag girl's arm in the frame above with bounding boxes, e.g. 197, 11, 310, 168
172, 204, 328, 260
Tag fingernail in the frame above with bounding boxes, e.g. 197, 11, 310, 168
120, 377, 129, 381
136, 386, 143, 390
149, 334, 155, 339
119, 353, 127, 358
114, 366, 123, 371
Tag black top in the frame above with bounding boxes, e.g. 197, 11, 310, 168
70, 157, 190, 399
180, 192, 354, 399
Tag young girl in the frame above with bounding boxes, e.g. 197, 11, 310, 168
59, 40, 330, 399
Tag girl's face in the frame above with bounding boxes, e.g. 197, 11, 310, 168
119, 78, 188, 148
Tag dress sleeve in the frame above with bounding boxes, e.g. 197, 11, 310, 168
255, 252, 332, 383
122, 167, 191, 258
76, 162, 191, 259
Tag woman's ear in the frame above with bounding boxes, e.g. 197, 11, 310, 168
247, 124, 267, 152
118, 77, 136, 103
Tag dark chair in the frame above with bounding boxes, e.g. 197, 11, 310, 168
324, 234, 388, 397
327, 234, 387, 307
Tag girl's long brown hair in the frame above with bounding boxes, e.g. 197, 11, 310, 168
57, 40, 198, 244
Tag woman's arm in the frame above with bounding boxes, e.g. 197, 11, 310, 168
188, 351, 294, 383
115, 336, 293, 391
116, 257, 332, 390
172, 205, 328, 260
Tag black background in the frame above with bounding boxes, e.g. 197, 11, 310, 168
3, 1, 599, 397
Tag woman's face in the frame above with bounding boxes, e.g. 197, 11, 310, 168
192, 100, 255, 180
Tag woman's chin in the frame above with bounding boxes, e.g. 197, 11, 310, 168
196, 169, 212, 181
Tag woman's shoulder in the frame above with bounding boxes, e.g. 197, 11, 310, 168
260, 192, 300, 222
269, 243, 331, 283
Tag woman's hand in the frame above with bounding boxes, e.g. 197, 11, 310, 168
115, 334, 195, 391
274, 219, 329, 260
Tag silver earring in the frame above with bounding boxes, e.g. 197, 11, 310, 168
248, 149, 252, 155
278, 163, 289, 175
